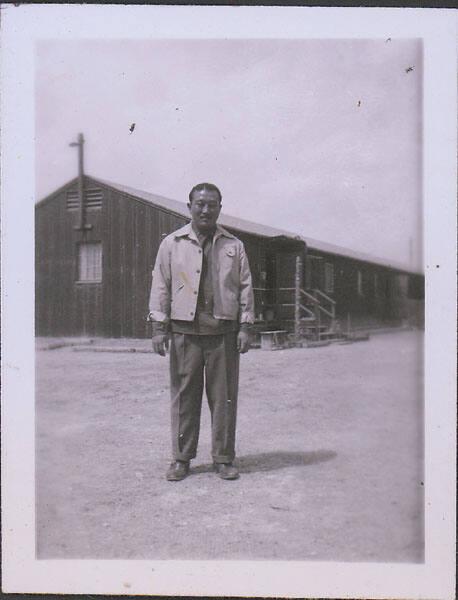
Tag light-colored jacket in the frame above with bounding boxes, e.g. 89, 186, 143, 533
148, 223, 255, 325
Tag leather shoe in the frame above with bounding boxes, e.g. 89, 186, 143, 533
166, 460, 189, 481
214, 462, 239, 480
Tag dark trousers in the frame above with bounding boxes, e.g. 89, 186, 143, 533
169, 332, 240, 463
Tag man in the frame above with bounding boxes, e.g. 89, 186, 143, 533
148, 183, 254, 482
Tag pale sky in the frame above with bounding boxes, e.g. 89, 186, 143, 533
35, 39, 422, 269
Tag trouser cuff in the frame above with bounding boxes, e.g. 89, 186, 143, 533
173, 452, 194, 462
212, 455, 235, 464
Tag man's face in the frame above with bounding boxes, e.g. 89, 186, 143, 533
188, 189, 222, 233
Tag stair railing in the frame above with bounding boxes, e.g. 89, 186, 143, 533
300, 288, 319, 304
253, 273, 337, 343
313, 288, 336, 319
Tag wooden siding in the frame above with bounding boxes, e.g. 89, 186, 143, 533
305, 249, 416, 327
35, 188, 104, 336
101, 188, 186, 337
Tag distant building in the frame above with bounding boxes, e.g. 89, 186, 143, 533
35, 175, 424, 338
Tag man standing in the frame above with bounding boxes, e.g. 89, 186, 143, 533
148, 183, 254, 482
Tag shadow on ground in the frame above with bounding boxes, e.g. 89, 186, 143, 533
191, 449, 337, 474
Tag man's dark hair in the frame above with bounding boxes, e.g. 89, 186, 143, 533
189, 183, 222, 204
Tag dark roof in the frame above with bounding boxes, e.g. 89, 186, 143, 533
37, 175, 423, 275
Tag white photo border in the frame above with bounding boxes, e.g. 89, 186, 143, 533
1, 5, 456, 598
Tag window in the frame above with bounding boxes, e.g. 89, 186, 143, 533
78, 242, 102, 282
324, 262, 334, 293
357, 270, 363, 296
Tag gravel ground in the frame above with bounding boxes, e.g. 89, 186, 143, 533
36, 331, 424, 562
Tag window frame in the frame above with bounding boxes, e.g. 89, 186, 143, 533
76, 241, 103, 284
357, 269, 364, 296
324, 262, 335, 294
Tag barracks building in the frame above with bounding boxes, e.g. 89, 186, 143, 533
35, 175, 424, 339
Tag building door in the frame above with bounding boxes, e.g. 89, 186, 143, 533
275, 251, 299, 323
306, 255, 323, 289
264, 253, 277, 320
383, 276, 394, 320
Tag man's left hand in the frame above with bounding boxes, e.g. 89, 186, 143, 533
237, 330, 250, 353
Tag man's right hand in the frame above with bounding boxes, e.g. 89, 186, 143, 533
152, 334, 169, 356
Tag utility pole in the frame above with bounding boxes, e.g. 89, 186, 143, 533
69, 133, 92, 231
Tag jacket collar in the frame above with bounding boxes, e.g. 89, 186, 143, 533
173, 222, 236, 242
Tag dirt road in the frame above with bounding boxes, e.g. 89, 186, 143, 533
36, 331, 424, 562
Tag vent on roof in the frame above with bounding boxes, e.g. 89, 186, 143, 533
66, 188, 103, 210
